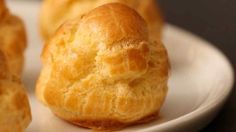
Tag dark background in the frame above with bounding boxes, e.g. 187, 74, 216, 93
158, 0, 236, 131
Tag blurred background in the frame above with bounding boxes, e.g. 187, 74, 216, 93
158, 0, 235, 131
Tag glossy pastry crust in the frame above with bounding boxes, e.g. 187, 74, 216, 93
0, 0, 27, 76
40, 0, 164, 41
0, 51, 31, 132
36, 3, 169, 130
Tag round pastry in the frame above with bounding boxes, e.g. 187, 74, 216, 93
0, 50, 31, 132
0, 0, 27, 76
36, 3, 169, 130
40, 0, 164, 41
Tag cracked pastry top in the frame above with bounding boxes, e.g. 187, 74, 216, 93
36, 3, 169, 130
40, 0, 164, 41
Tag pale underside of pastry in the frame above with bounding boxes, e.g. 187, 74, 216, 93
0, 0, 27, 76
40, 0, 164, 41
36, 3, 169, 130
0, 50, 31, 132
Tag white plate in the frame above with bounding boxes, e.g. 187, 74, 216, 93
8, 1, 234, 132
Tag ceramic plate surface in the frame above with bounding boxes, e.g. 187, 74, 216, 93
8, 1, 234, 132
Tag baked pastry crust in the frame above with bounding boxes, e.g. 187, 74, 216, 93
36, 3, 169, 130
0, 50, 31, 132
0, 0, 27, 76
55, 109, 159, 130
40, 0, 164, 41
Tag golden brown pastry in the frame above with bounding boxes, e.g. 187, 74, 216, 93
0, 50, 31, 132
36, 3, 169, 130
0, 0, 27, 76
40, 0, 164, 41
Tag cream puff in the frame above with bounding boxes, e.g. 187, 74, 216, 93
40, 0, 164, 41
0, 50, 31, 132
0, 0, 27, 76
36, 3, 169, 130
